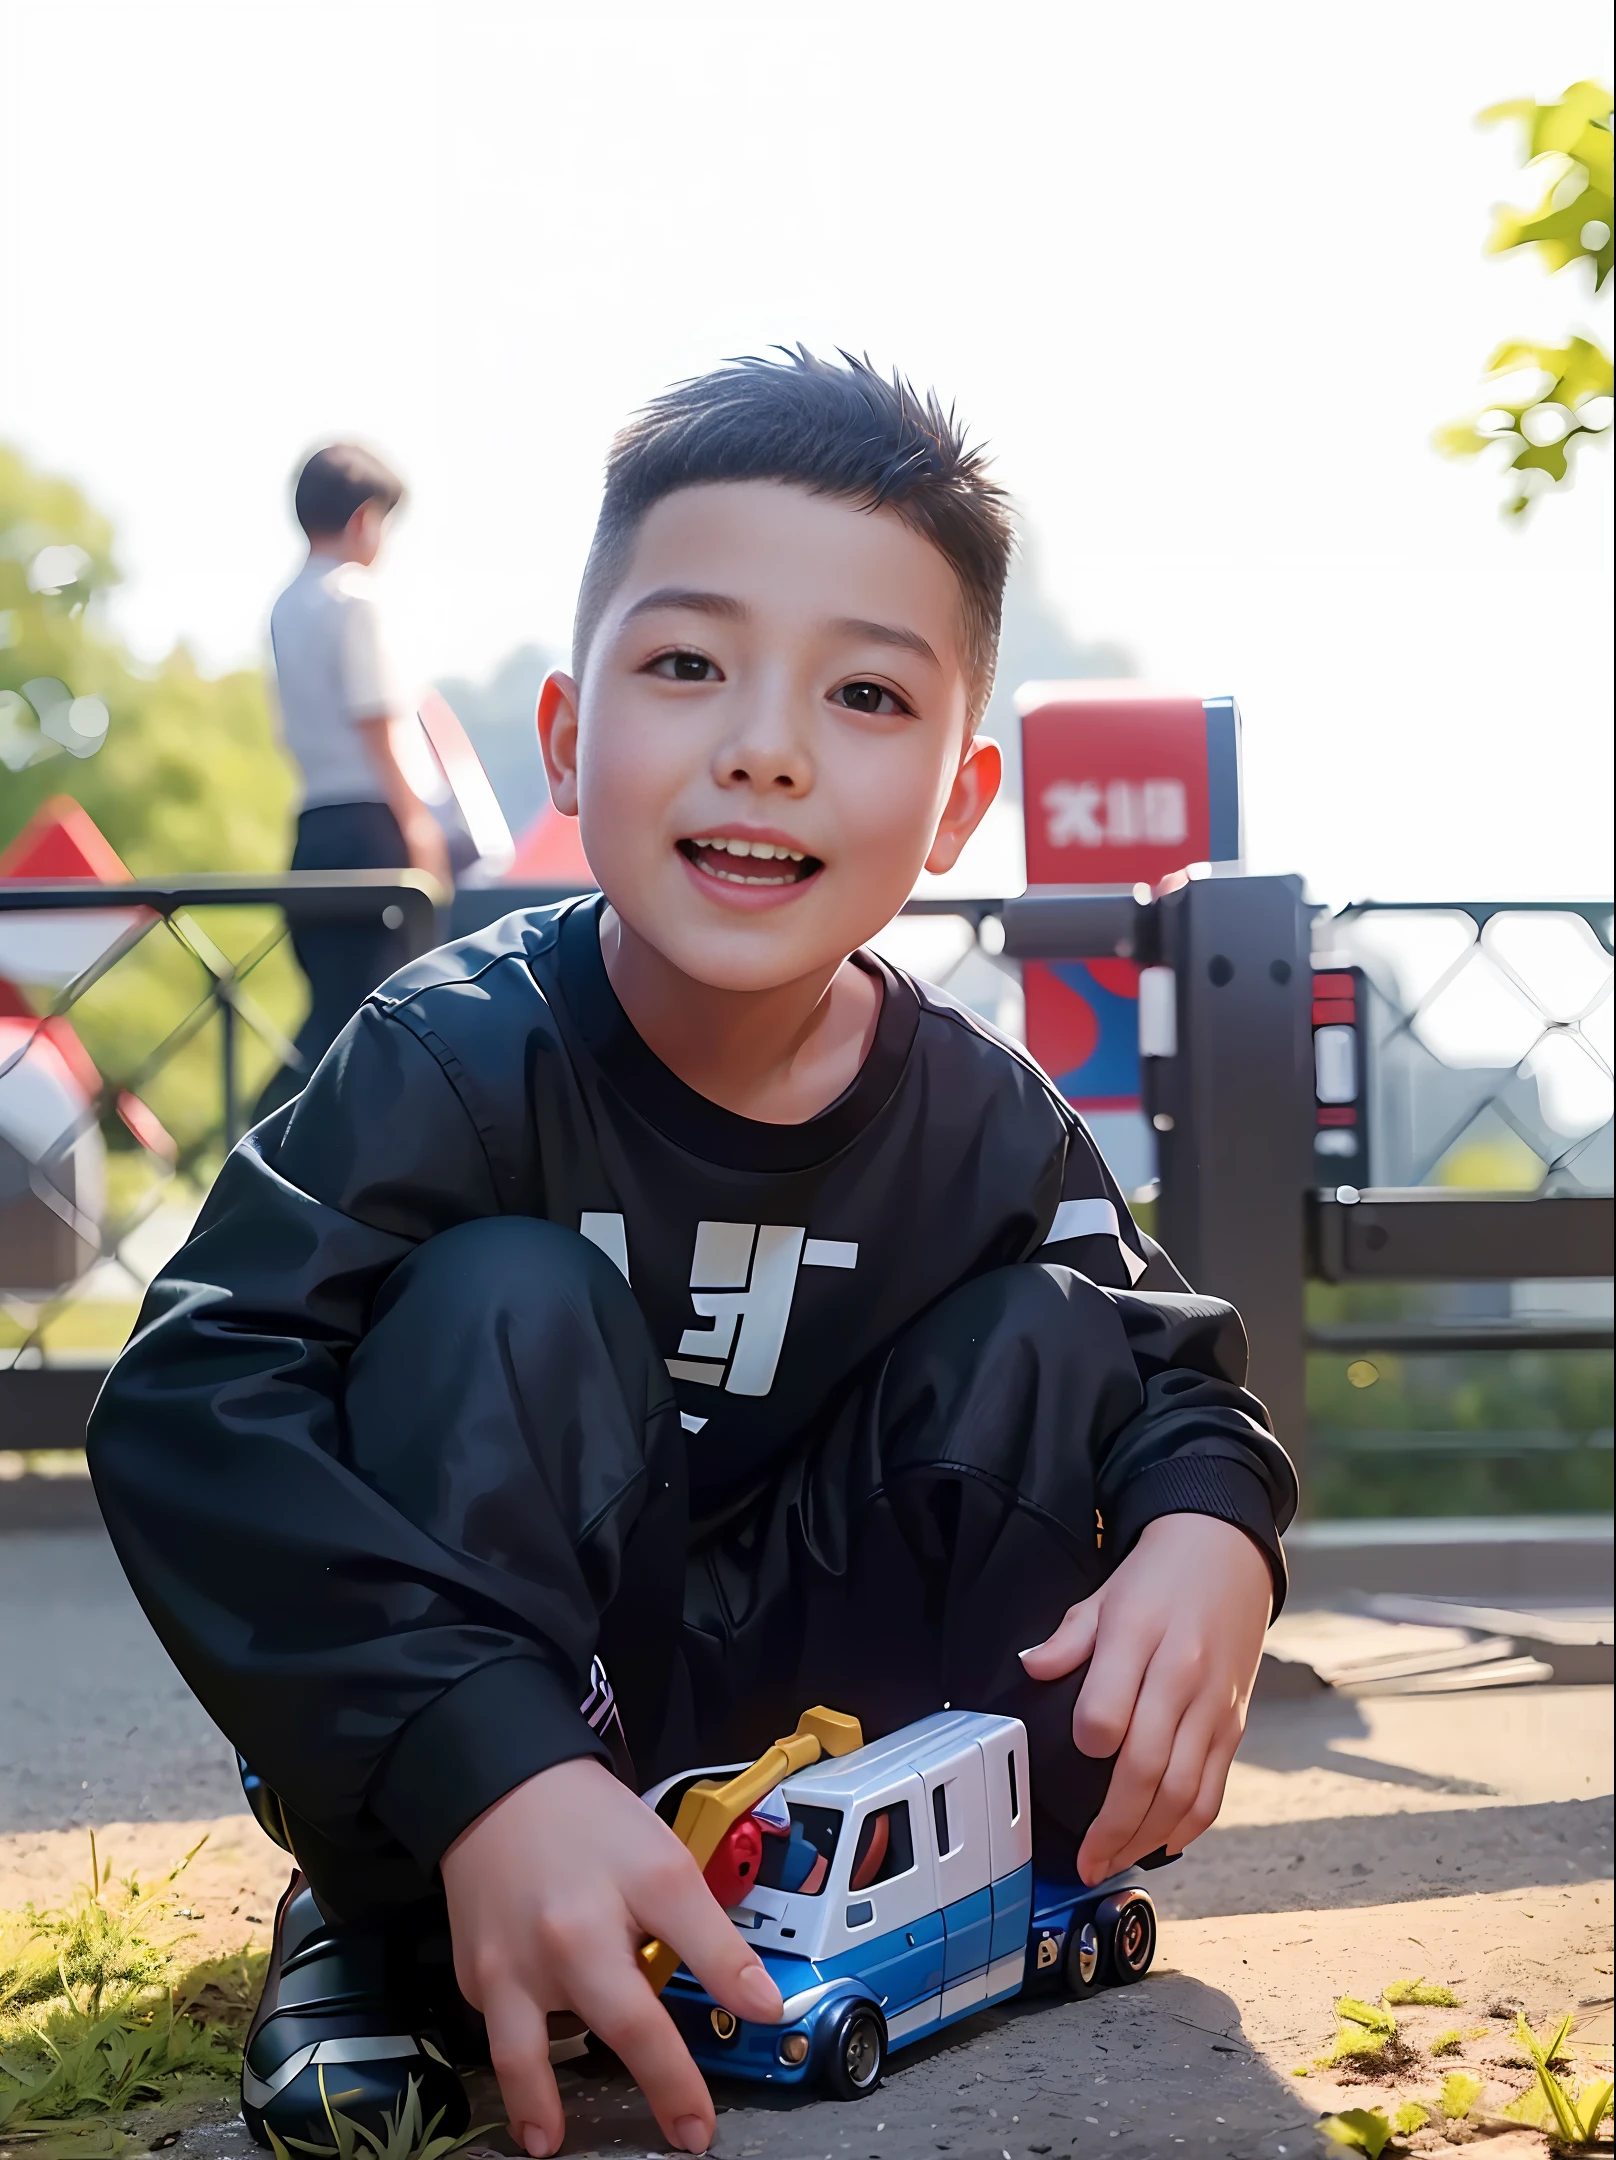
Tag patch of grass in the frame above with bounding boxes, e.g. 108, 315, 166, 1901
1381, 1976, 1459, 2008
0, 1839, 264, 2136
1438, 2068, 1484, 2120
1313, 1995, 1414, 2078
1499, 2011, 1614, 2148
1389, 2101, 1428, 2136
266, 2076, 489, 2160
1318, 2109, 1393, 2156
1428, 2024, 1489, 2056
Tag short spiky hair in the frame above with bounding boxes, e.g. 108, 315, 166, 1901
572, 349, 1015, 720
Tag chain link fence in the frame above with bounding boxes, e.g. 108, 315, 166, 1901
0, 879, 434, 1372
3, 882, 1610, 1529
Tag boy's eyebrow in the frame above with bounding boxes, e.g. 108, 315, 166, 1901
620, 586, 749, 626
831, 617, 940, 668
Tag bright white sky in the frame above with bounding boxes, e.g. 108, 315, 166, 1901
3, 0, 1612, 905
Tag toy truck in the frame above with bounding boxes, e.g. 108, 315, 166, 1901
641, 1707, 1158, 2100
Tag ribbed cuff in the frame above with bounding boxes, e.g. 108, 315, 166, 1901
1109, 1457, 1288, 1617
371, 1656, 609, 1870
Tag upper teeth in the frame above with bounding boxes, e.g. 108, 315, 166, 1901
691, 837, 807, 862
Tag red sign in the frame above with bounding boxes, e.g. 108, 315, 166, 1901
1020, 688, 1242, 890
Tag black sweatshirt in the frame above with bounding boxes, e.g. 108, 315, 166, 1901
88, 898, 1297, 1862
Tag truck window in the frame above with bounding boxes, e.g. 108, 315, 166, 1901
755, 1803, 841, 1897
848, 1802, 915, 1891
932, 1783, 952, 1856
1007, 1749, 1020, 1822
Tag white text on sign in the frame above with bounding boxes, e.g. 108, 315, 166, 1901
1041, 778, 1188, 850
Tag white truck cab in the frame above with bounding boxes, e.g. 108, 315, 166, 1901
648, 1711, 1032, 2019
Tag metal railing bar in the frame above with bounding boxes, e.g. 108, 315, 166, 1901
1312, 1427, 1612, 1455
0, 872, 445, 917
1307, 1321, 1614, 1353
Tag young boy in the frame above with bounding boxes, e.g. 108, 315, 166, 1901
258, 442, 451, 1117
89, 353, 1294, 2159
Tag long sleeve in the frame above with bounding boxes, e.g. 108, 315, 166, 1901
1033, 1119, 1297, 1607
84, 1004, 595, 1858
1090, 1287, 1298, 1610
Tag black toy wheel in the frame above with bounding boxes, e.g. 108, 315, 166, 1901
820, 2001, 886, 2100
1099, 1891, 1156, 1985
1062, 1917, 1105, 1998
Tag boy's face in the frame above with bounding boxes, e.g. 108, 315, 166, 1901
539, 482, 1000, 993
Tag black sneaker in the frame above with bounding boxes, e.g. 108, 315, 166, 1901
242, 1873, 471, 2149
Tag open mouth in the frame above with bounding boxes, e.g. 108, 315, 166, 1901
677, 836, 823, 888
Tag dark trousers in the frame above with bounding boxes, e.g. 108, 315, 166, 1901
254, 802, 410, 1121
275, 1218, 1122, 1920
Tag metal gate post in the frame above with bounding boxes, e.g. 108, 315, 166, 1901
1146, 874, 1315, 1482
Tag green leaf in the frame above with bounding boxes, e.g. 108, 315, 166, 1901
1439, 2069, 1484, 2120
1390, 2100, 1429, 2134
1502, 2080, 1553, 2129
1318, 2109, 1391, 2157
1577, 2077, 1614, 2138
1479, 80, 1614, 290
1335, 1995, 1398, 2035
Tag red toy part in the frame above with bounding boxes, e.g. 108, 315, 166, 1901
701, 1813, 764, 1907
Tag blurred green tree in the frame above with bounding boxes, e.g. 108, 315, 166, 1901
1, 444, 303, 1208
1438, 80, 1613, 516
1, 443, 295, 868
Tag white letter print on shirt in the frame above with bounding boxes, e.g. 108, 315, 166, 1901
668, 1222, 857, 1396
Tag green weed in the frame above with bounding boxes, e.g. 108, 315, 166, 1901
1499, 2011, 1614, 2148
1313, 1995, 1412, 2076
1380, 1977, 1459, 2008
0, 1838, 263, 2134
1438, 2068, 1484, 2119
265, 2075, 488, 2160
1318, 2109, 1393, 2156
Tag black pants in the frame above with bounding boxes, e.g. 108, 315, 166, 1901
273, 1217, 1123, 1919
254, 802, 410, 1121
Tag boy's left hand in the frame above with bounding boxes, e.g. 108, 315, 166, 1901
1018, 1512, 1272, 1884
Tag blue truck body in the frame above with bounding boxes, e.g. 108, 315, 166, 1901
644, 1710, 1156, 2093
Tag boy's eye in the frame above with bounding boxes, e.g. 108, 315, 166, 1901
833, 680, 909, 717
650, 649, 719, 682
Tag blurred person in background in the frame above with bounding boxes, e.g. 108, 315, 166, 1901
257, 442, 450, 1117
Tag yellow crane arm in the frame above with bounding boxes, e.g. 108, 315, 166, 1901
638, 1706, 862, 1994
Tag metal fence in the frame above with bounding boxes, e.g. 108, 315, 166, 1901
3, 875, 1611, 1521
1, 876, 438, 1382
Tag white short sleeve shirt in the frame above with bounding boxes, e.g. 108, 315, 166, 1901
268, 556, 398, 808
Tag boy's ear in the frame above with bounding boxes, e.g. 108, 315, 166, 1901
537, 671, 582, 817
923, 733, 1002, 876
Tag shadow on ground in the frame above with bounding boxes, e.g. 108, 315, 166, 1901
1156, 1797, 1613, 1919
502, 1968, 1336, 2159
1240, 1693, 1498, 1796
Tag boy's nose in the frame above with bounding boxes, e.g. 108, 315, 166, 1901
713, 697, 813, 794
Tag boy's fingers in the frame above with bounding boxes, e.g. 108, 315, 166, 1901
1069, 1611, 1157, 1759
1162, 1723, 1240, 1857
1019, 1592, 1102, 1680
565, 1962, 715, 2153
1075, 1649, 1195, 1878
1102, 1698, 1220, 1875
482, 1989, 564, 2159
634, 1859, 783, 2027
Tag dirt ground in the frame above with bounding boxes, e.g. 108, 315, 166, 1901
3, 1529, 1612, 2158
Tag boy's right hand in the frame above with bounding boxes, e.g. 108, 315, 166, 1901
440, 1757, 782, 2156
